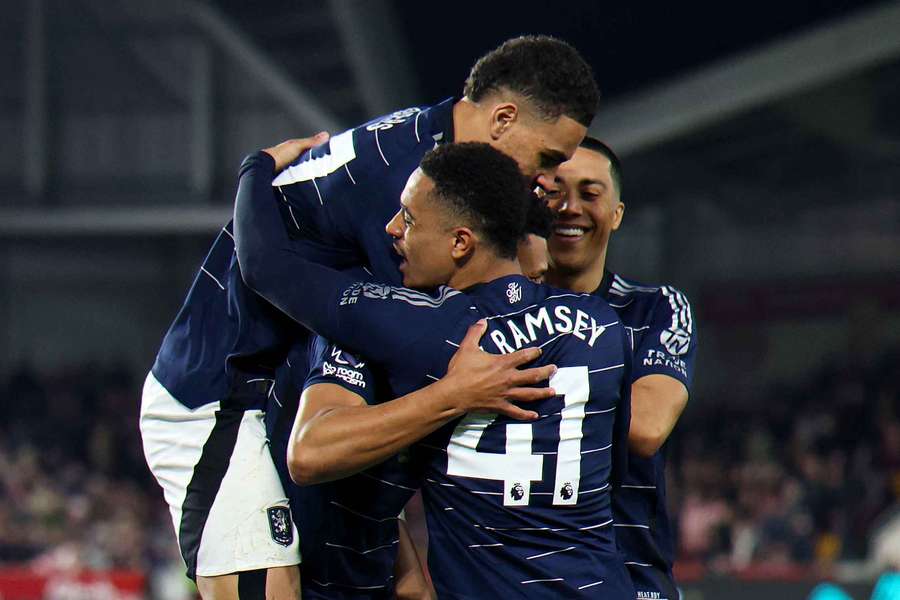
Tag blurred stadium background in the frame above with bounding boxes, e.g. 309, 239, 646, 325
1, 1, 899, 598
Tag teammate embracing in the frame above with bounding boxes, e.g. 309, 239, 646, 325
140, 35, 600, 600
546, 138, 698, 600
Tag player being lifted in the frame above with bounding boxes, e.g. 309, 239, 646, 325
140, 35, 599, 599
546, 138, 698, 600
234, 141, 636, 599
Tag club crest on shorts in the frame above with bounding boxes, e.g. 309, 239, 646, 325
267, 506, 293, 547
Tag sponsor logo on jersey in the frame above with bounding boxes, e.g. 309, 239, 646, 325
267, 506, 293, 547
660, 326, 691, 355
323, 361, 367, 388
642, 349, 688, 378
330, 346, 365, 369
366, 107, 422, 131
506, 282, 522, 304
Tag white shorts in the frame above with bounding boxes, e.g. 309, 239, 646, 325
140, 372, 300, 579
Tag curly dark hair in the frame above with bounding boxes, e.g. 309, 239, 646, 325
419, 143, 531, 260
463, 35, 599, 127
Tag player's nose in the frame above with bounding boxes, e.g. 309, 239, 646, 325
385, 211, 403, 239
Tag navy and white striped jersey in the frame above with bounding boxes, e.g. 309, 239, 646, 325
233, 153, 636, 599
149, 98, 455, 410
271, 336, 416, 600
598, 270, 698, 600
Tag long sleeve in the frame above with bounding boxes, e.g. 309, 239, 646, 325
233, 151, 462, 365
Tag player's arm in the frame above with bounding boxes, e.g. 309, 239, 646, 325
629, 375, 688, 458
628, 288, 697, 458
234, 137, 556, 391
394, 518, 434, 600
288, 322, 556, 485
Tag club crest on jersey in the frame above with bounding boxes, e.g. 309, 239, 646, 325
267, 506, 293, 547
506, 282, 522, 304
660, 326, 691, 355
330, 346, 365, 369
509, 482, 525, 501
366, 107, 422, 131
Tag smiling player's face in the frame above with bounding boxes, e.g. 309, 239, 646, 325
385, 169, 457, 289
547, 147, 624, 277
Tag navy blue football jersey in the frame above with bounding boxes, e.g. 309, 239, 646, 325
149, 99, 454, 410
233, 154, 636, 598
598, 270, 698, 600
271, 336, 417, 599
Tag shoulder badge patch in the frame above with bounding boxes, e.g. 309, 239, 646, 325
267, 506, 294, 547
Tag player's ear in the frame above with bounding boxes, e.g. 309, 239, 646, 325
489, 102, 518, 140
450, 227, 476, 260
611, 201, 625, 231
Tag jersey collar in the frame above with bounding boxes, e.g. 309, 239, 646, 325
593, 269, 614, 297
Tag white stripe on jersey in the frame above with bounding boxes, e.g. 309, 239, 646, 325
662, 286, 693, 334
389, 285, 461, 307
324, 539, 399, 555
343, 163, 357, 185
374, 128, 390, 166
360, 472, 416, 491
612, 274, 660, 294
329, 501, 400, 523
200, 267, 225, 291
578, 580, 604, 590
273, 129, 356, 185
311, 176, 323, 205
414, 111, 422, 143
526, 546, 576, 560
310, 578, 390, 590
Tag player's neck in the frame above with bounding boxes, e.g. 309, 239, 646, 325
452, 99, 483, 142
448, 253, 522, 291
546, 250, 607, 294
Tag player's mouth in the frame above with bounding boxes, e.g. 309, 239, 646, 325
551, 224, 592, 243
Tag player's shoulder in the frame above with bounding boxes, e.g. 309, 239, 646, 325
273, 98, 454, 188
607, 272, 691, 312
354, 97, 454, 153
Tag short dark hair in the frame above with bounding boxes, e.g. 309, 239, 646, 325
419, 143, 531, 260
580, 136, 623, 199
464, 35, 599, 127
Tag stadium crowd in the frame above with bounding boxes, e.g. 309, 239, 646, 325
0, 344, 897, 579
0, 365, 183, 585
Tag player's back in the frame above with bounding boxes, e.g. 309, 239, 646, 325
397, 275, 635, 599
149, 99, 455, 409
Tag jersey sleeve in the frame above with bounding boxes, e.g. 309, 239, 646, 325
303, 335, 378, 406
234, 151, 462, 365
631, 287, 698, 390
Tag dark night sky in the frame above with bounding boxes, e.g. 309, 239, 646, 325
393, 1, 884, 102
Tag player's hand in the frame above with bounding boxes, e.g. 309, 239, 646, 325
263, 131, 330, 173
444, 319, 557, 421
